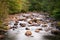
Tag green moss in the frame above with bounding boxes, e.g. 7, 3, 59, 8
57, 22, 60, 26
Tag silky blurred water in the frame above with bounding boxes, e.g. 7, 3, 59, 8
6, 13, 60, 40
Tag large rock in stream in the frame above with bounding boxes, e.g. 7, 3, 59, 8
20, 23, 26, 27
25, 31, 32, 36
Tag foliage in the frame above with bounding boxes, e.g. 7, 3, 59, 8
29, 0, 41, 11
29, 0, 60, 20
57, 22, 60, 26
52, 9, 60, 20
7, 0, 29, 14
0, 0, 60, 30
0, 0, 8, 30
0, 0, 30, 30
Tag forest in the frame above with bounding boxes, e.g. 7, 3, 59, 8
0, 0, 60, 40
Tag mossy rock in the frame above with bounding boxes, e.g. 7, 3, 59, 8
0, 26, 10, 31
57, 22, 60, 26
56, 22, 60, 30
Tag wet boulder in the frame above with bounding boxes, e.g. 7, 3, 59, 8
28, 20, 33, 24
22, 14, 31, 18
3, 22, 8, 26
14, 23, 18, 26
51, 23, 54, 27
14, 21, 19, 26
0, 30, 7, 39
10, 26, 17, 29
28, 18, 40, 24
32, 18, 38, 23
43, 22, 47, 24
37, 28, 42, 30
51, 29, 60, 35
45, 27, 53, 32
29, 19, 37, 23
35, 29, 40, 33
18, 17, 26, 21
25, 31, 32, 36
22, 14, 30, 17
20, 23, 26, 27
15, 21, 19, 23
35, 28, 42, 33
0, 35, 5, 39
37, 21, 42, 24
12, 17, 18, 21
42, 24, 48, 27
0, 30, 7, 35
30, 23, 40, 26
46, 20, 51, 23
56, 22, 60, 30
25, 28, 30, 30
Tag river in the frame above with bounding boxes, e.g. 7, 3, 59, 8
5, 13, 60, 40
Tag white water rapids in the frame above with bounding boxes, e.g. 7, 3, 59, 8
6, 13, 57, 40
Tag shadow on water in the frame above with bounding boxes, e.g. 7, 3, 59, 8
4, 35, 60, 40
43, 35, 60, 40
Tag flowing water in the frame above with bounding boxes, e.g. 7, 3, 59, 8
5, 13, 60, 40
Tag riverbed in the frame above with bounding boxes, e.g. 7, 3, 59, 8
5, 13, 60, 40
